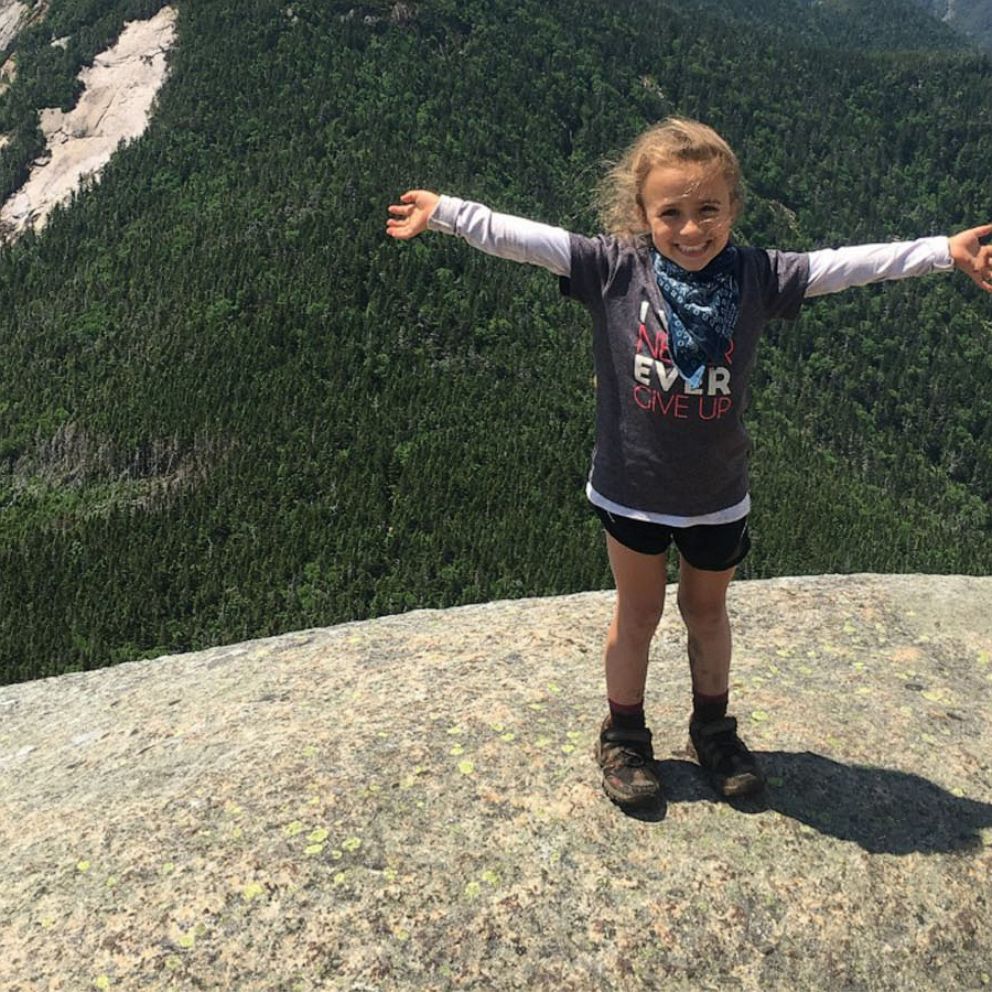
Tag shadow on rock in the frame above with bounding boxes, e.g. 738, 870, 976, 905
656, 750, 992, 855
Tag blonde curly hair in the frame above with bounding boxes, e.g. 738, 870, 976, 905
597, 117, 743, 241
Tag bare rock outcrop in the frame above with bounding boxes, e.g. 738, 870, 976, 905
0, 5, 177, 237
0, 0, 37, 53
2, 574, 991, 990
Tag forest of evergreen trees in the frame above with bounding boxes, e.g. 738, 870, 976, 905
911, 0, 992, 51
0, 0, 990, 685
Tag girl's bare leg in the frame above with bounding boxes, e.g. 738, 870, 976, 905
675, 558, 736, 697
603, 534, 668, 705
676, 557, 763, 795
598, 533, 667, 808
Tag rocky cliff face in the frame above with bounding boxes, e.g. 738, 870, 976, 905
2, 573, 991, 991
0, 0, 37, 53
0, 4, 177, 237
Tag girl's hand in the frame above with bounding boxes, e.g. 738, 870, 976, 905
949, 223, 992, 293
386, 189, 440, 239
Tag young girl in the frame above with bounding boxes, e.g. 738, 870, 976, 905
386, 117, 992, 811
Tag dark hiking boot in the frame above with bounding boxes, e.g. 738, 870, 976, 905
596, 716, 662, 809
688, 715, 765, 797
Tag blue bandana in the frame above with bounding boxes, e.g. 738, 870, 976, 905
651, 246, 740, 389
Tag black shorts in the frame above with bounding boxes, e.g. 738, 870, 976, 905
594, 505, 750, 571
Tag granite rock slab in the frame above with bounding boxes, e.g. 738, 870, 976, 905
2, 574, 991, 991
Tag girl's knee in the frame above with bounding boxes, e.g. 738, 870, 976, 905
614, 597, 664, 642
677, 594, 728, 633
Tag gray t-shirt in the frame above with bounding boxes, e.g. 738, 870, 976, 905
561, 234, 809, 517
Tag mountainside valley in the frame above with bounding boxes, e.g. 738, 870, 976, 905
0, 0, 990, 684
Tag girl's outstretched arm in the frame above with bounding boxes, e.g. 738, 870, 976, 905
804, 222, 992, 298
949, 223, 992, 293
804, 237, 952, 297
386, 191, 572, 276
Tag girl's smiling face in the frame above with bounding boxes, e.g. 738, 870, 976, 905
639, 163, 736, 271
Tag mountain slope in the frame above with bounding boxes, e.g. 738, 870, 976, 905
914, 0, 992, 50
0, 0, 990, 683
687, 0, 968, 51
